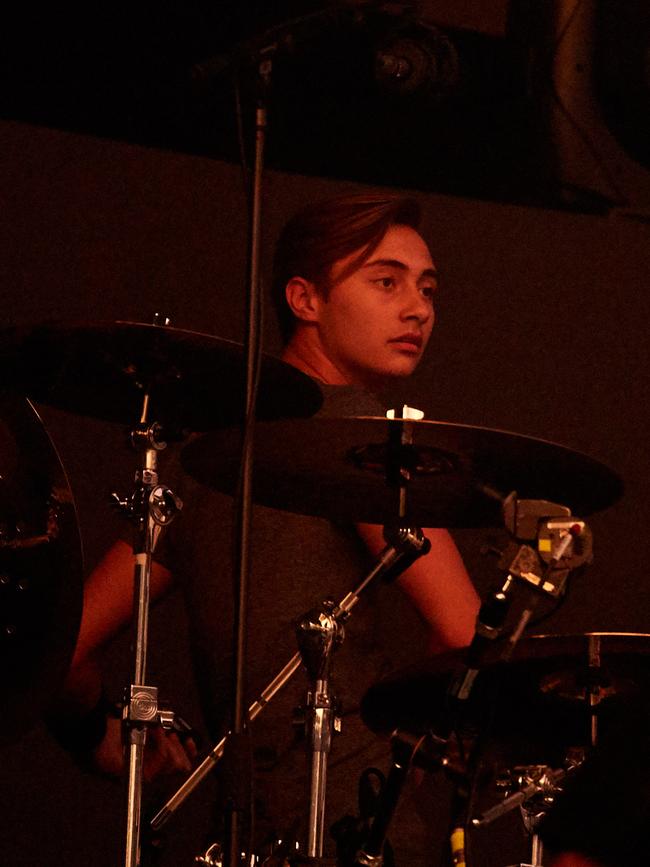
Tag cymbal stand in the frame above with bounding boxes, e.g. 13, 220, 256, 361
152, 525, 430, 838
452, 498, 593, 705
447, 501, 592, 867
173, 411, 434, 866
113, 400, 182, 867
298, 401, 431, 861
302, 411, 431, 866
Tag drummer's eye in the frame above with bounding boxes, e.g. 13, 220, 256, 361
420, 284, 436, 301
373, 276, 395, 290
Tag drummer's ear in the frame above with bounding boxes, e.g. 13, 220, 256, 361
285, 277, 322, 325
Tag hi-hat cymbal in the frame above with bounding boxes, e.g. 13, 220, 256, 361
0, 321, 322, 431
0, 396, 83, 746
361, 633, 650, 756
180, 416, 622, 526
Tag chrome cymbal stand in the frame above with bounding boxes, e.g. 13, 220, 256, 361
113, 394, 182, 867
152, 525, 430, 840
296, 601, 341, 860
295, 530, 431, 863
152, 412, 430, 842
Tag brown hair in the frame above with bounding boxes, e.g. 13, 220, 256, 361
271, 191, 421, 342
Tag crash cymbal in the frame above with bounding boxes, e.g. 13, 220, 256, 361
180, 416, 622, 526
0, 395, 83, 746
0, 321, 322, 431
361, 633, 650, 756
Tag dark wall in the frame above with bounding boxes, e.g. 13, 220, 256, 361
1, 119, 649, 866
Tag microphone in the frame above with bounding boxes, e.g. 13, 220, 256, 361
191, 5, 357, 83
374, 30, 459, 95
191, 7, 460, 102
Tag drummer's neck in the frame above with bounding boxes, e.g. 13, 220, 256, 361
281, 343, 344, 386
282, 333, 376, 390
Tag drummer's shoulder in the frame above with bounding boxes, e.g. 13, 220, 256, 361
315, 384, 385, 418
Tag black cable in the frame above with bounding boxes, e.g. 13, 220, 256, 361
234, 72, 252, 202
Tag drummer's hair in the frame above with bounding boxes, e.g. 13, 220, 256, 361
272, 191, 422, 343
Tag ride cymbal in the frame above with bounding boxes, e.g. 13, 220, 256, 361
181, 416, 622, 526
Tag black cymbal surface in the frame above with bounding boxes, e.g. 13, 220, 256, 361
361, 633, 650, 757
0, 321, 322, 431
181, 416, 622, 526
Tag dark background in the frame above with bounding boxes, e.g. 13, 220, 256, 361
1, 0, 649, 212
1, 1, 650, 865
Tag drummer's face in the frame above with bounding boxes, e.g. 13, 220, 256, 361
316, 224, 436, 386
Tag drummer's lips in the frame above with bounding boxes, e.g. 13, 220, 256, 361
388, 333, 423, 354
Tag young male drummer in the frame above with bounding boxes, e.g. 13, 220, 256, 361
51, 192, 480, 857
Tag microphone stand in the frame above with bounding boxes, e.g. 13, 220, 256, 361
223, 47, 275, 867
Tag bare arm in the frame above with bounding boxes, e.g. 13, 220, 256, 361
61, 539, 174, 713
52, 540, 195, 778
356, 523, 479, 654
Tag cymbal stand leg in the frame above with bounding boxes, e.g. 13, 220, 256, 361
296, 602, 340, 859
530, 832, 544, 867
306, 683, 334, 858
519, 813, 545, 867
114, 419, 181, 867
295, 522, 432, 861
